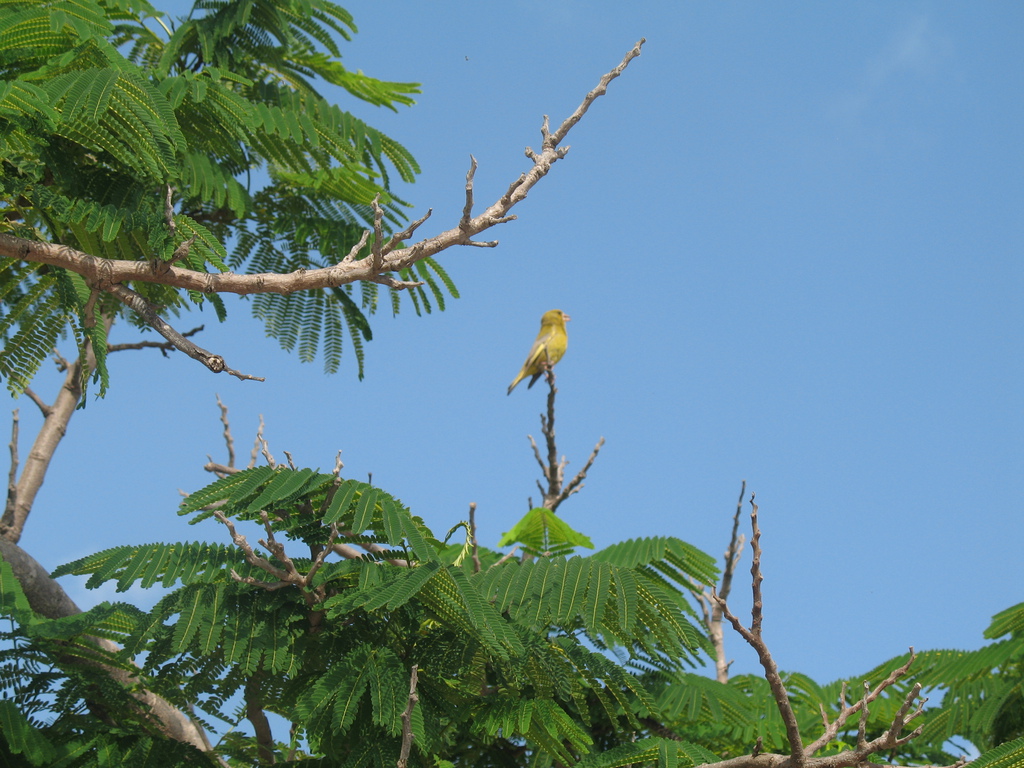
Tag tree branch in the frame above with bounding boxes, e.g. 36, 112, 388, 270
705, 497, 964, 768
0, 39, 647, 378
5, 410, 18, 529
397, 665, 420, 768
526, 370, 604, 512
700, 480, 747, 683
713, 496, 803, 764
106, 283, 262, 380
468, 502, 481, 574
0, 318, 110, 543
244, 669, 275, 764
0, 538, 215, 756
215, 394, 235, 469
107, 325, 204, 354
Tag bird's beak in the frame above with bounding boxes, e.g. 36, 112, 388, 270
563, 313, 571, 322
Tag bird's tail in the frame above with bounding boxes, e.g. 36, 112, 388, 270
507, 372, 527, 395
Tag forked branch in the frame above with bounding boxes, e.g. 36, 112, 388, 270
527, 369, 604, 512
706, 496, 966, 768
694, 480, 747, 683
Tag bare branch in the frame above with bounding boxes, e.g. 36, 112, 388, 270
546, 38, 645, 148
397, 665, 420, 768
385, 209, 432, 255
704, 500, 960, 768
370, 194, 385, 273
255, 416, 275, 468
803, 651, 919, 755
21, 388, 51, 418
306, 523, 340, 583
5, 410, 18, 524
705, 481, 747, 682
164, 184, 176, 237
340, 228, 371, 265
468, 502, 481, 574
492, 546, 520, 567
215, 394, 235, 468
712, 496, 804, 765
204, 462, 235, 477
105, 283, 263, 381
0, 41, 648, 386
719, 480, 747, 604
249, 415, 264, 468
524, 370, 603, 514
1, 318, 110, 542
213, 510, 290, 583
559, 436, 605, 504
107, 325, 205, 354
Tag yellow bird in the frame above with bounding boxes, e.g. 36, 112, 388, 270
507, 309, 571, 395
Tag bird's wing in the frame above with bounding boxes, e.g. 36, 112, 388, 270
522, 328, 556, 372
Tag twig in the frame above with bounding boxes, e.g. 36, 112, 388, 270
492, 546, 520, 568
459, 157, 500, 246
249, 416, 263, 468
704, 481, 747, 683
526, 370, 604, 513
719, 480, 747, 604
5, 410, 18, 522
559, 436, 604, 503
255, 416, 275, 467
21, 388, 51, 418
165, 184, 176, 237
213, 510, 290, 583
803, 652, 920, 755
704, 498, 958, 768
397, 665, 420, 768
468, 502, 481, 574
51, 348, 70, 371
107, 325, 205, 354
215, 394, 235, 468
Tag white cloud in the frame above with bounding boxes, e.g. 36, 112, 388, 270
834, 14, 951, 120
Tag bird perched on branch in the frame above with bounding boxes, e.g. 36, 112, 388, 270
507, 309, 570, 395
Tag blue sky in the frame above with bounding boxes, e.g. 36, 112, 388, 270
12, 2, 1023, 686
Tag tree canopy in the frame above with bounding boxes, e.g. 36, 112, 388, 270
0, 1, 1021, 767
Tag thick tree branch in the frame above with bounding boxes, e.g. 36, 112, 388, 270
0, 40, 646, 381
1, 318, 110, 543
0, 539, 214, 756
245, 670, 275, 764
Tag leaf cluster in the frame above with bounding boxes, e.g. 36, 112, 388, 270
0, 0, 456, 397
0, 466, 718, 766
